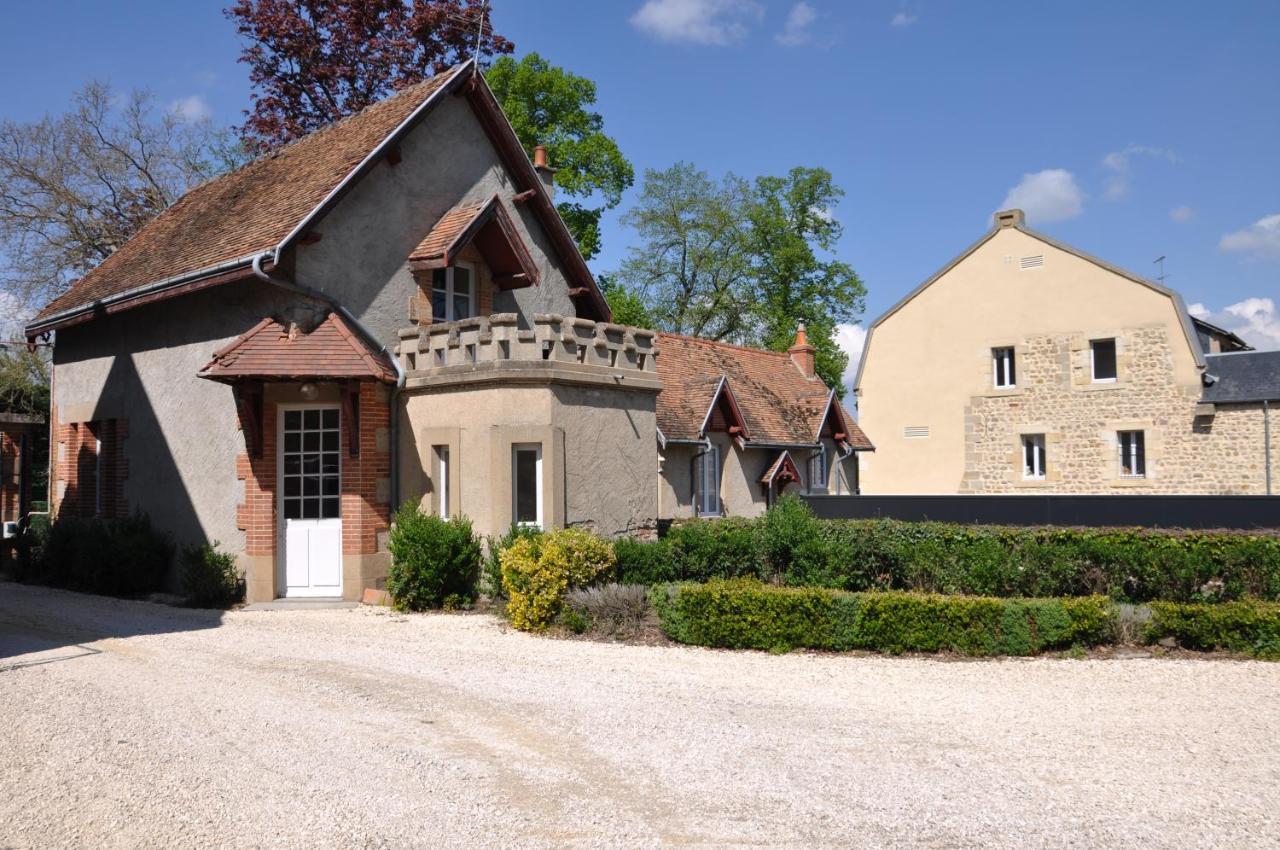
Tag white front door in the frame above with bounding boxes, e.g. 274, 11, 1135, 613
280, 406, 343, 597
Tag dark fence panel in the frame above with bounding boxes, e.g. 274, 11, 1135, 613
803, 495, 1280, 530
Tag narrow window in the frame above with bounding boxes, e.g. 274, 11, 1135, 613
696, 444, 722, 516
93, 432, 103, 517
431, 262, 477, 322
436, 445, 450, 519
992, 347, 1016, 388
1118, 430, 1146, 478
512, 444, 542, 528
1091, 339, 1117, 382
1022, 434, 1046, 480
809, 444, 828, 492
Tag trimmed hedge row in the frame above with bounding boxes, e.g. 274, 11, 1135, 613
617, 497, 1280, 603
1146, 600, 1280, 658
12, 513, 174, 598
650, 579, 1115, 655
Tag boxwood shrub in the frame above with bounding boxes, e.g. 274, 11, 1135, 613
651, 578, 1115, 655
1145, 600, 1280, 658
16, 513, 173, 598
621, 498, 1280, 604
387, 504, 482, 610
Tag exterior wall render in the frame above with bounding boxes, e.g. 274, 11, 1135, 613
854, 225, 1261, 494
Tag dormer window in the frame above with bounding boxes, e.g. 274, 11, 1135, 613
432, 263, 475, 322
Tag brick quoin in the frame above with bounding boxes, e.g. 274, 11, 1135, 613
54, 418, 128, 519
342, 382, 391, 555
0, 430, 20, 523
236, 401, 277, 557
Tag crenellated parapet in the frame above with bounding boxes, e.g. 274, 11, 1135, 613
397, 313, 662, 392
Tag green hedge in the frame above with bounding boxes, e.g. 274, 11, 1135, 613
615, 497, 1280, 603
13, 513, 173, 598
651, 579, 1115, 655
387, 504, 482, 610
1146, 600, 1280, 658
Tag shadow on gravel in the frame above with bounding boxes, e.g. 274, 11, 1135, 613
0, 581, 226, 666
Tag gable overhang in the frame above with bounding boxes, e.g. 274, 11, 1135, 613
408, 194, 540, 289
816, 388, 872, 453
699, 376, 750, 448
760, 450, 802, 486
852, 221, 1207, 394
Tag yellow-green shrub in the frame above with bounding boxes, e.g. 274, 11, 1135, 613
500, 527, 616, 630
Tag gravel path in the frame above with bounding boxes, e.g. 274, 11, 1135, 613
2, 582, 1278, 849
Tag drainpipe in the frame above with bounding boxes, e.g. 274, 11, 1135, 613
1266, 399, 1273, 496
251, 251, 407, 509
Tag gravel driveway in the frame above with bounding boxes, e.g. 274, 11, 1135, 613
2, 582, 1278, 849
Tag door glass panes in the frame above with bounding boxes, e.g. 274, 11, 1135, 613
283, 407, 340, 520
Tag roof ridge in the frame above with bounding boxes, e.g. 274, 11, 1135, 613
657, 330, 793, 360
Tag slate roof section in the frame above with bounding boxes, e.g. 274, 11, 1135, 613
655, 332, 874, 450
1202, 350, 1280, 403
34, 66, 466, 322
199, 313, 397, 384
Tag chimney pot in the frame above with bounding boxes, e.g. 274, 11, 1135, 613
532, 145, 555, 199
788, 322, 816, 379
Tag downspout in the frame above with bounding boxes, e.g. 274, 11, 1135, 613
252, 251, 407, 509
1266, 399, 1273, 497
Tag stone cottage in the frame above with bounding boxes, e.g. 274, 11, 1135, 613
24, 61, 869, 602
855, 209, 1278, 495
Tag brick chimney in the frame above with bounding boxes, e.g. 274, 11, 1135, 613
533, 145, 556, 199
788, 323, 816, 378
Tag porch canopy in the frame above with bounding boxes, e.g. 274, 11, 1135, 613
198, 312, 395, 457
408, 194, 540, 290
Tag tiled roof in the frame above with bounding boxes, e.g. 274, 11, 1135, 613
36, 66, 464, 322
409, 198, 490, 264
655, 333, 873, 450
760, 451, 801, 485
198, 313, 396, 383
1202, 350, 1280, 403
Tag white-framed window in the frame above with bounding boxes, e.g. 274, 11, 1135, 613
696, 444, 722, 516
1022, 434, 1046, 480
431, 262, 475, 322
435, 445, 450, 519
1091, 338, 1118, 383
809, 444, 828, 492
93, 433, 103, 518
512, 443, 543, 528
992, 346, 1016, 388
1118, 430, 1146, 478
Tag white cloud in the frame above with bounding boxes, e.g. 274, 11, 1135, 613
835, 323, 867, 392
630, 0, 763, 46
170, 94, 212, 123
1191, 297, 1280, 351
999, 169, 1085, 224
776, 2, 817, 46
0, 290, 33, 341
1170, 205, 1194, 223
890, 12, 918, 27
1100, 144, 1179, 201
1219, 213, 1280, 259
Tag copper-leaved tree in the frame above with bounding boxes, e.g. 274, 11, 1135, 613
225, 0, 514, 151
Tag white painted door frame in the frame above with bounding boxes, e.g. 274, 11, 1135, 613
276, 403, 344, 598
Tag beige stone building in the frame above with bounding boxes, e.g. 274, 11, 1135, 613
855, 209, 1278, 495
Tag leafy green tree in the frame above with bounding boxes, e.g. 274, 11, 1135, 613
597, 274, 654, 328
486, 53, 633, 260
745, 167, 865, 390
614, 164, 866, 392
615, 163, 754, 339
0, 345, 49, 415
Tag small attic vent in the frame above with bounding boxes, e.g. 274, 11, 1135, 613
1020, 255, 1045, 270
903, 426, 930, 439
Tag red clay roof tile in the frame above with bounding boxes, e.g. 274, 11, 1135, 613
198, 313, 396, 383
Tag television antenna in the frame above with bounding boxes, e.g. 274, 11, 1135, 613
1153, 255, 1170, 284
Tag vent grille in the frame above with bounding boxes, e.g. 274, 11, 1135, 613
903, 426, 930, 439
1020, 255, 1044, 270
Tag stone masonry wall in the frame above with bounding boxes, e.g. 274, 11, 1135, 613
962, 326, 1275, 494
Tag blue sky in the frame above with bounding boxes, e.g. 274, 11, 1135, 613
3, 1, 1278, 381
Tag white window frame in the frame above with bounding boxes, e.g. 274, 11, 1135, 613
512, 443, 543, 528
432, 261, 476, 323
93, 432, 103, 518
1022, 434, 1046, 480
436, 445, 450, 519
992, 346, 1016, 389
809, 444, 828, 493
1118, 430, 1146, 479
696, 444, 722, 517
1090, 338, 1118, 383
